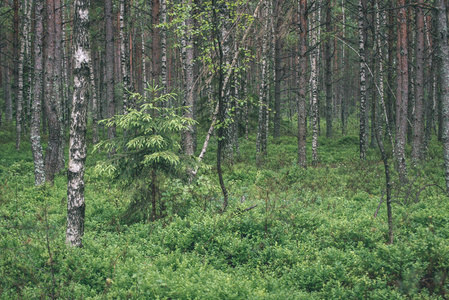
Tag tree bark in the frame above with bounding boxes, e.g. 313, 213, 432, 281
67, 0, 90, 247
182, 0, 196, 156
310, 0, 319, 165
13, 0, 20, 149
396, 0, 409, 183
297, 0, 308, 168
436, 0, 449, 194
31, 0, 46, 186
358, 0, 367, 160
105, 0, 116, 144
325, 0, 333, 138
43, 0, 64, 183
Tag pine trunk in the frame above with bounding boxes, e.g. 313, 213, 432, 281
105, 0, 116, 143
412, 0, 425, 162
396, 0, 409, 184
297, 0, 308, 168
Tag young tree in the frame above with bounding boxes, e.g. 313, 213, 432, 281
66, 0, 90, 247
31, 0, 46, 186
324, 0, 333, 138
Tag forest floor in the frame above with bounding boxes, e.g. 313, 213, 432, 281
1, 124, 449, 299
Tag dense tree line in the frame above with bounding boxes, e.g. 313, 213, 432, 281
1, 0, 449, 246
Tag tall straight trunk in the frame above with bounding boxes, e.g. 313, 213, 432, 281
297, 0, 308, 168
425, 14, 436, 151
324, 0, 333, 138
273, 7, 282, 139
4, 63, 12, 123
120, 0, 130, 112
256, 1, 270, 163
13, 0, 20, 149
105, 0, 116, 143
54, 0, 64, 170
31, 0, 46, 186
396, 0, 409, 184
358, 0, 367, 160
182, 0, 195, 156
412, 0, 425, 162
310, 1, 319, 165
152, 0, 161, 86
386, 0, 395, 135
437, 0, 449, 194
43, 0, 64, 183
161, 0, 167, 94
67, 0, 90, 248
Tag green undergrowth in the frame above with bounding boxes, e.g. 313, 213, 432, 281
1, 127, 449, 299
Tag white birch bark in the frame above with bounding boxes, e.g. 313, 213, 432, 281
67, 0, 90, 247
358, 0, 367, 160
310, 0, 319, 165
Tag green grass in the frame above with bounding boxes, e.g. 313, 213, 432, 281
1, 124, 449, 299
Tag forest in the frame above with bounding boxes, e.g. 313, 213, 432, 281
1, 0, 449, 298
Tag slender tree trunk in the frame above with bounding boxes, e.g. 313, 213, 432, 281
120, 0, 129, 113
325, 0, 333, 138
13, 0, 20, 149
256, 1, 270, 163
273, 0, 284, 139
436, 0, 449, 194
412, 0, 425, 163
152, 0, 161, 86
161, 0, 167, 94
31, 0, 46, 186
67, 0, 90, 247
358, 0, 368, 160
396, 0, 409, 184
182, 0, 196, 156
297, 0, 308, 168
310, 0, 319, 165
105, 0, 116, 144
90, 54, 99, 145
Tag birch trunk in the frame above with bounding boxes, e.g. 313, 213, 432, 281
13, 0, 20, 149
358, 0, 367, 160
67, 0, 90, 247
310, 1, 319, 165
161, 0, 167, 94
31, 0, 46, 186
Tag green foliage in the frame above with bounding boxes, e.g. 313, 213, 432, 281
1, 118, 449, 298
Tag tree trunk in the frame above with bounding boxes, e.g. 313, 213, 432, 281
120, 0, 130, 113
412, 0, 425, 163
105, 0, 116, 144
43, 0, 64, 183
67, 0, 90, 247
90, 54, 99, 145
13, 0, 20, 149
396, 0, 409, 184
152, 0, 161, 86
182, 0, 196, 156
311, 0, 319, 165
273, 0, 284, 139
31, 0, 46, 186
256, 1, 270, 163
436, 0, 449, 194
325, 0, 333, 138
161, 0, 167, 94
297, 0, 308, 168
358, 0, 367, 160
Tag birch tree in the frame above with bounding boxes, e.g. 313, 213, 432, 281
31, 0, 46, 186
358, 0, 367, 160
66, 0, 90, 247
